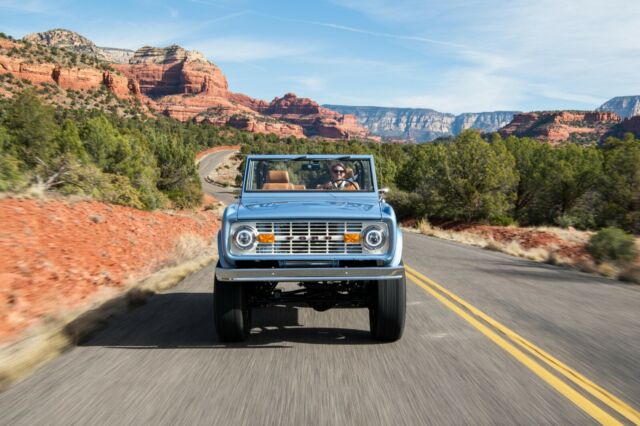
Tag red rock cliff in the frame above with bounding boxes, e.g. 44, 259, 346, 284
499, 111, 621, 143
5, 33, 367, 140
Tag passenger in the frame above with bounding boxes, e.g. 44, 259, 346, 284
318, 163, 358, 190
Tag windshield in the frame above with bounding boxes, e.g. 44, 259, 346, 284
245, 158, 375, 192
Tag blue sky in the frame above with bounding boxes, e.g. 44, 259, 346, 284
1, 0, 639, 113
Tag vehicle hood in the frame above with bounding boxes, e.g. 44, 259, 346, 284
236, 199, 382, 221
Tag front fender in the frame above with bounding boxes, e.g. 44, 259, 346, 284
217, 230, 232, 268
390, 227, 403, 266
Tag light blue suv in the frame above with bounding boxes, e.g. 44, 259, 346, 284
215, 155, 405, 342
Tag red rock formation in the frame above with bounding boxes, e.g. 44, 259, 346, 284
227, 92, 269, 112
193, 105, 305, 138
2, 35, 365, 140
0, 54, 132, 96
101, 70, 130, 97
499, 111, 621, 143
127, 78, 141, 96
113, 46, 228, 98
238, 92, 368, 139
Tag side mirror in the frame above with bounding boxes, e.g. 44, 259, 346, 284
378, 187, 389, 199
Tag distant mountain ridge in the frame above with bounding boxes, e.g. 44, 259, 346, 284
323, 105, 518, 142
2, 29, 367, 139
23, 29, 134, 64
597, 96, 640, 119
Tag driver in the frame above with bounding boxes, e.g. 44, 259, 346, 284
318, 162, 357, 190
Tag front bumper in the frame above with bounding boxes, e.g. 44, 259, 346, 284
215, 266, 405, 282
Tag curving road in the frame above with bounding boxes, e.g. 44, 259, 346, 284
1, 150, 639, 425
198, 149, 239, 206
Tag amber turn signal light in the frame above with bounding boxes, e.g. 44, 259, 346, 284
343, 233, 361, 243
257, 233, 275, 243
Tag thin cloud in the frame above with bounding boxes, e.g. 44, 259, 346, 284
251, 11, 467, 50
0, 0, 51, 14
323, 0, 640, 110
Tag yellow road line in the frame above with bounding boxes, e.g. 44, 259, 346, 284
406, 271, 623, 425
406, 265, 640, 425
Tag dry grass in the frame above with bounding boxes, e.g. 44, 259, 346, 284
0, 244, 217, 392
417, 220, 491, 248
619, 265, 640, 283
417, 219, 549, 261
170, 233, 212, 265
536, 226, 592, 245
413, 219, 640, 284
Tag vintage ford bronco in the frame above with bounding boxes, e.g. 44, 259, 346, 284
214, 155, 405, 342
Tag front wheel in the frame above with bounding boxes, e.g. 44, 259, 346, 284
214, 275, 251, 342
368, 274, 406, 341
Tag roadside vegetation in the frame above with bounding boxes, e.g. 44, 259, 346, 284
242, 130, 639, 234
0, 90, 299, 209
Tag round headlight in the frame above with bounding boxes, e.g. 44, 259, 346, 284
363, 225, 386, 250
233, 226, 256, 250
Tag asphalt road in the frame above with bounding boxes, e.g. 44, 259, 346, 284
198, 150, 239, 205
1, 151, 639, 425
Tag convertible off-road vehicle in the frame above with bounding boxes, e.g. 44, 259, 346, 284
214, 155, 405, 342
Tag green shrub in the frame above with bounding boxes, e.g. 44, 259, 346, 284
94, 174, 145, 209
0, 154, 26, 191
385, 190, 425, 221
490, 215, 517, 227
587, 228, 638, 265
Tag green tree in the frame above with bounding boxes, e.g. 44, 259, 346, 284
55, 120, 88, 162
504, 136, 555, 225
399, 131, 517, 222
599, 135, 640, 232
3, 90, 58, 166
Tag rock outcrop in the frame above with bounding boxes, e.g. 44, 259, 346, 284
324, 105, 516, 142
452, 112, 516, 135
0, 53, 131, 95
99, 47, 134, 64
7, 29, 368, 140
258, 93, 368, 139
115, 45, 228, 97
23, 29, 134, 64
499, 111, 621, 144
598, 96, 640, 119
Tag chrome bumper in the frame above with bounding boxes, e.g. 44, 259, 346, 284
215, 266, 405, 282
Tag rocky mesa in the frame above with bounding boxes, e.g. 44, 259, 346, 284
324, 104, 516, 142
11, 29, 367, 140
498, 111, 621, 144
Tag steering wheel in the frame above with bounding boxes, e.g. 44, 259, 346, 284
331, 178, 358, 190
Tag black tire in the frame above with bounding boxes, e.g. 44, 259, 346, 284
369, 273, 406, 341
214, 275, 251, 342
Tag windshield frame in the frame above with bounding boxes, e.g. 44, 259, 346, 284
242, 155, 378, 194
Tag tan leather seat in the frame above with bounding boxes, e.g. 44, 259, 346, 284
263, 170, 294, 190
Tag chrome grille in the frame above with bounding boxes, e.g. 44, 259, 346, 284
256, 221, 363, 255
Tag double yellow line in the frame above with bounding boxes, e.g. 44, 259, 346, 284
405, 265, 640, 426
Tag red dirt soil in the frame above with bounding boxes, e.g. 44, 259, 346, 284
0, 198, 219, 345
452, 224, 590, 261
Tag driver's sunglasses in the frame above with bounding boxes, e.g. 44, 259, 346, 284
332, 168, 345, 174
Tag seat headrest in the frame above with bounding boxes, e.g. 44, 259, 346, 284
345, 167, 354, 179
267, 170, 290, 183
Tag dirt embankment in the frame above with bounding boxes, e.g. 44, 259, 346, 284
451, 224, 591, 263
0, 197, 219, 345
